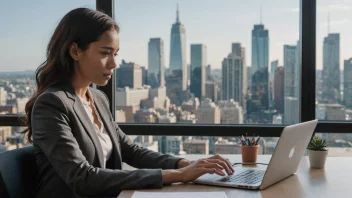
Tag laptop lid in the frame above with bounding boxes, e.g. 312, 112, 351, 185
259, 120, 318, 189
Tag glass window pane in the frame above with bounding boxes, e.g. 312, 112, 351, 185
0, 0, 95, 152
115, 0, 301, 125
316, 0, 352, 122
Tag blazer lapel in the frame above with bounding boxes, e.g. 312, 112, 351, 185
90, 88, 122, 169
63, 83, 105, 168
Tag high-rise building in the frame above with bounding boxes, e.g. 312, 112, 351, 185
169, 4, 187, 91
206, 64, 212, 81
284, 97, 299, 124
140, 66, 148, 86
195, 98, 220, 124
344, 58, 352, 108
270, 60, 279, 82
322, 33, 340, 103
250, 24, 269, 111
116, 60, 143, 89
251, 24, 269, 72
274, 67, 284, 114
190, 44, 207, 100
247, 66, 251, 90
284, 45, 298, 97
205, 82, 218, 102
269, 60, 278, 111
284, 45, 299, 124
148, 38, 165, 88
222, 43, 246, 107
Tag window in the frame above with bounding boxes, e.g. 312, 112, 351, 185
315, 0, 352, 155
114, 0, 301, 125
0, 0, 95, 152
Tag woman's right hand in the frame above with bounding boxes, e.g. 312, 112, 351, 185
177, 158, 234, 183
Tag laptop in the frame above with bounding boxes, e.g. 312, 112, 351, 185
194, 119, 318, 190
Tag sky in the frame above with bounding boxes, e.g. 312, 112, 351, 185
0, 0, 351, 72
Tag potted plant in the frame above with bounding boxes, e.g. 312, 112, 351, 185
307, 136, 328, 169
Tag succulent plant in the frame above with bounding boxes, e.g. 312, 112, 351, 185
307, 136, 328, 151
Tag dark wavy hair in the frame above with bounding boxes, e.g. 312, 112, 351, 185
22, 8, 119, 143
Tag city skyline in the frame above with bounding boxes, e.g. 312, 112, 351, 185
1, 0, 352, 71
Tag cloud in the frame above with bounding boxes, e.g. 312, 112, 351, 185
320, 19, 349, 28
318, 3, 351, 12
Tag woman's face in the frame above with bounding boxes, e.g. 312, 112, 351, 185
74, 29, 120, 86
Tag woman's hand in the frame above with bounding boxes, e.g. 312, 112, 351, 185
163, 154, 234, 184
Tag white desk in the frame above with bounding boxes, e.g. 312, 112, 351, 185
118, 155, 351, 198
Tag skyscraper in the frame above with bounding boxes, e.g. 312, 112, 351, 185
222, 55, 243, 106
222, 43, 246, 108
190, 44, 207, 100
274, 67, 284, 114
344, 58, 352, 108
250, 24, 269, 111
116, 60, 142, 89
322, 33, 340, 103
284, 45, 299, 124
284, 45, 297, 98
148, 38, 165, 88
269, 60, 278, 109
169, 4, 187, 91
251, 24, 269, 75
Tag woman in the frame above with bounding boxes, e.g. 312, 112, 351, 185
23, 8, 234, 198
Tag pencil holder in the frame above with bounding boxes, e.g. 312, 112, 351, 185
241, 145, 260, 163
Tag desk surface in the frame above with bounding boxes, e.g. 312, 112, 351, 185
118, 155, 351, 198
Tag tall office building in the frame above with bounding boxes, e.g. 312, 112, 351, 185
284, 45, 298, 97
148, 38, 165, 88
251, 24, 269, 73
274, 67, 284, 114
116, 60, 143, 89
344, 58, 352, 108
322, 33, 340, 103
251, 24, 269, 110
222, 43, 246, 107
284, 97, 299, 124
140, 66, 148, 86
284, 45, 299, 124
269, 60, 278, 109
169, 4, 187, 91
206, 64, 212, 81
205, 82, 218, 102
190, 44, 207, 100
270, 60, 278, 82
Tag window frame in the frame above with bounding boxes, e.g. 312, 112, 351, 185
2, 0, 351, 137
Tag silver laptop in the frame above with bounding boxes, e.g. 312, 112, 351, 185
194, 120, 318, 190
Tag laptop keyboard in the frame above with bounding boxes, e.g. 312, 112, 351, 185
218, 169, 265, 184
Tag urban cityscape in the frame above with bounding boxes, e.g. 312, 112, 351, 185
1, 3, 352, 156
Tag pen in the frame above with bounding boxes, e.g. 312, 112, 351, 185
255, 137, 260, 145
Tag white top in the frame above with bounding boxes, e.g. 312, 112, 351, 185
77, 89, 113, 169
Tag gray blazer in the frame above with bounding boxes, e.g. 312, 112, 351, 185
32, 82, 183, 198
